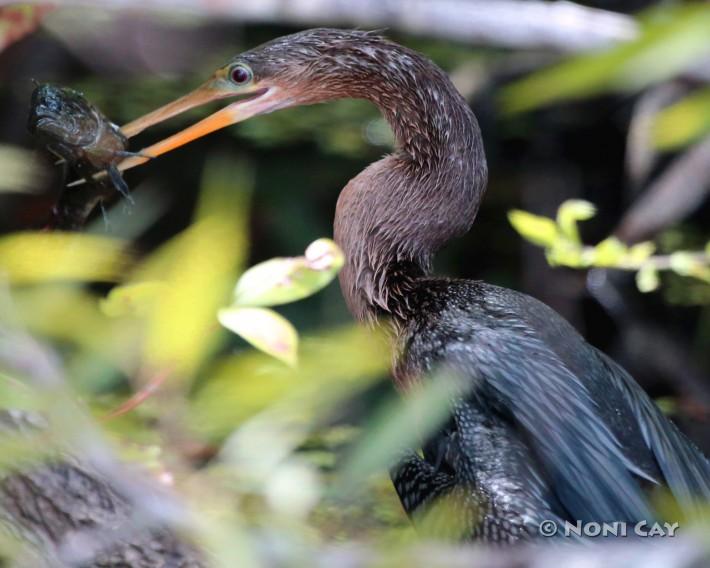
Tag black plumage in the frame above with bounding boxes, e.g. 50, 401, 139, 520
119, 28, 710, 542
392, 279, 709, 540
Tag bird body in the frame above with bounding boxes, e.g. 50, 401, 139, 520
120, 28, 710, 542
392, 278, 709, 540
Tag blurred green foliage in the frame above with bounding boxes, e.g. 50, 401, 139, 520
502, 3, 710, 114
0, 150, 446, 564
509, 200, 710, 296
652, 87, 710, 150
502, 2, 710, 307
0, 21, 488, 559
0, 2, 709, 564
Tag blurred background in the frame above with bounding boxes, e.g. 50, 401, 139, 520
0, 1, 709, 566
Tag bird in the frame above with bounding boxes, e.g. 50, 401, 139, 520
115, 28, 710, 542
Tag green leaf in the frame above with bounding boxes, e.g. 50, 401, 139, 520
627, 241, 656, 264
652, 87, 710, 150
557, 200, 597, 243
592, 237, 627, 267
137, 157, 252, 378
100, 281, 167, 317
218, 307, 298, 367
501, 5, 710, 113
0, 232, 130, 284
546, 242, 586, 268
233, 238, 344, 307
636, 264, 660, 293
508, 210, 559, 247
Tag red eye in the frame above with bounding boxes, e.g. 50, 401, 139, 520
230, 65, 252, 85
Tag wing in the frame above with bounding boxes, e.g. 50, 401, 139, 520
596, 349, 710, 512
444, 328, 658, 523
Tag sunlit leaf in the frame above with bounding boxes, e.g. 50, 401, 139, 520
143, 219, 238, 377
546, 242, 586, 268
192, 157, 252, 275
100, 281, 167, 318
593, 237, 627, 267
233, 238, 344, 307
557, 200, 596, 243
627, 241, 656, 264
637, 264, 660, 292
140, 157, 252, 378
218, 307, 298, 367
502, 5, 710, 113
507, 210, 558, 247
0, 232, 130, 284
652, 88, 710, 150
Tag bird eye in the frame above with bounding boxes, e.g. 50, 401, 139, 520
230, 64, 252, 85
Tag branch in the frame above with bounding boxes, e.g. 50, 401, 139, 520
35, 0, 637, 52
508, 200, 710, 294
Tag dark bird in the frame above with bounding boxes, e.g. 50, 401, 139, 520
116, 29, 710, 542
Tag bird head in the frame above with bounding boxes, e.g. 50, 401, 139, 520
118, 28, 388, 172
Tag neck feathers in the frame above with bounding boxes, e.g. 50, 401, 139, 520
328, 38, 487, 322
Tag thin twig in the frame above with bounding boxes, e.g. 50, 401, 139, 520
102, 368, 171, 420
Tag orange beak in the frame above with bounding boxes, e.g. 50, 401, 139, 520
117, 76, 289, 173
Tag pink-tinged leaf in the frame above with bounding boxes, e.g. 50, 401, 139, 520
218, 307, 298, 367
233, 238, 344, 307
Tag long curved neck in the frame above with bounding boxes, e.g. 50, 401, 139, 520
329, 42, 487, 323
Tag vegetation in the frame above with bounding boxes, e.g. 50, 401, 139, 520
0, 2, 708, 566
509, 200, 710, 293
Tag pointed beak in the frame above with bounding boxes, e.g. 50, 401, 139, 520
117, 78, 287, 173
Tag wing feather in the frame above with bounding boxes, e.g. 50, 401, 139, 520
596, 349, 710, 513
445, 329, 657, 523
